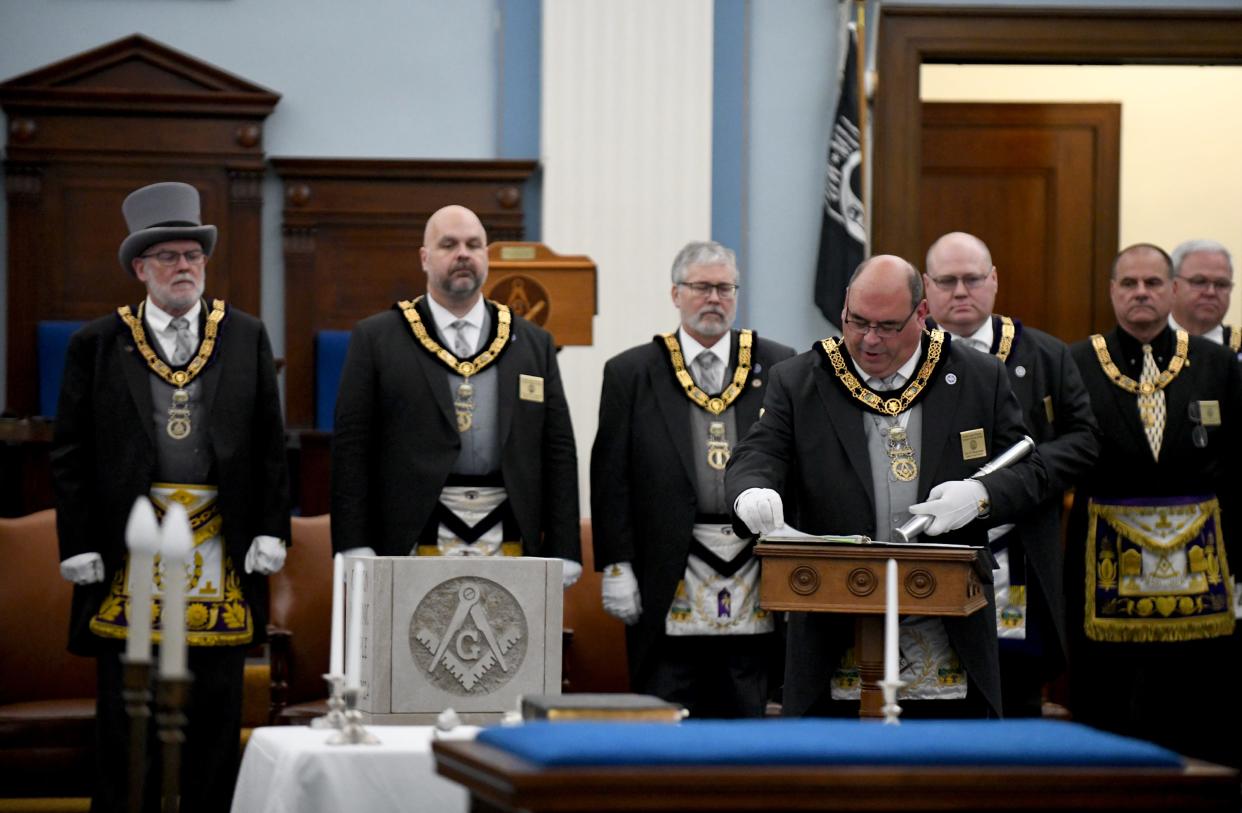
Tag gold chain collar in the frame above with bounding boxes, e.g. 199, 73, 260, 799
819, 329, 946, 416
1090, 330, 1189, 395
398, 296, 512, 378
117, 299, 225, 388
994, 315, 1016, 362
1228, 325, 1241, 353
662, 330, 753, 416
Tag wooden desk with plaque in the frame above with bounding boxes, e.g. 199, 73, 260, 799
756, 538, 988, 718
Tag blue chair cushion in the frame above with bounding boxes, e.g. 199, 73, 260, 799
476, 719, 1182, 768
37, 321, 85, 417
315, 331, 351, 431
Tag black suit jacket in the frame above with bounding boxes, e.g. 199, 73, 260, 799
51, 303, 291, 656
330, 299, 580, 560
1067, 327, 1242, 653
590, 331, 795, 683
725, 335, 1047, 717
981, 317, 1099, 661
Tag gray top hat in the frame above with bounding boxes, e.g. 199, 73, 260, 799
118, 182, 218, 274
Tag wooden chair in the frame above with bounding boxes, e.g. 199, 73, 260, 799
0, 509, 96, 799
267, 514, 333, 723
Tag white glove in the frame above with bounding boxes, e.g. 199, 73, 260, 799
907, 480, 990, 536
244, 535, 287, 575
734, 488, 784, 535
560, 559, 583, 589
601, 561, 642, 625
60, 552, 104, 585
342, 546, 376, 558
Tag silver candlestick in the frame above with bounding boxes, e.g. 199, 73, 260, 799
879, 679, 907, 725
326, 685, 380, 745
310, 674, 348, 730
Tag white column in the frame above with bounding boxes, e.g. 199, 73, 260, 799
542, 0, 715, 515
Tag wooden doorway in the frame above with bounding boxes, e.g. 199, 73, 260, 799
920, 102, 1120, 343
874, 7, 1242, 336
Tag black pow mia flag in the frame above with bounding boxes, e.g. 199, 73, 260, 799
814, 25, 866, 328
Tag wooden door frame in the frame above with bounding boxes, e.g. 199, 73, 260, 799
874, 6, 1242, 331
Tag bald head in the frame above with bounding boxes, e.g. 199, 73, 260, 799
424, 205, 487, 246
420, 204, 489, 315
842, 255, 929, 380
923, 231, 998, 336
849, 254, 923, 310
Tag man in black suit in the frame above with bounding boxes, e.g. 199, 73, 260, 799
53, 181, 291, 812
1068, 243, 1242, 767
923, 231, 1099, 717
591, 241, 795, 717
1168, 239, 1239, 354
331, 205, 581, 581
726, 255, 1046, 718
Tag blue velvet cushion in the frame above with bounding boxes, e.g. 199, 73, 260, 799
37, 321, 85, 417
315, 331, 351, 431
477, 719, 1181, 768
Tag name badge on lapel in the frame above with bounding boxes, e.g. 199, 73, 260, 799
519, 374, 544, 403
1199, 400, 1222, 427
960, 428, 987, 461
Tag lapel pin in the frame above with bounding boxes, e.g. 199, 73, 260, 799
945, 372, 958, 385
1015, 365, 1027, 378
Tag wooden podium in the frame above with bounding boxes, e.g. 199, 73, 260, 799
756, 540, 988, 718
486, 242, 597, 347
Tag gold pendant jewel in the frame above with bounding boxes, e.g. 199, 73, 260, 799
455, 380, 474, 433
166, 388, 192, 440
707, 420, 731, 471
886, 425, 918, 482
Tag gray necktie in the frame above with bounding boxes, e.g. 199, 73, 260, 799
692, 353, 723, 394
449, 319, 473, 358
170, 317, 194, 366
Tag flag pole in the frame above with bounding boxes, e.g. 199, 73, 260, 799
855, 0, 869, 255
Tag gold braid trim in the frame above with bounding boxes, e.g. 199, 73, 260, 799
1093, 501, 1213, 555
819, 330, 946, 416
398, 296, 511, 379
661, 330, 753, 416
117, 299, 225, 388
1090, 330, 1188, 395
1228, 325, 1241, 353
994, 315, 1016, 362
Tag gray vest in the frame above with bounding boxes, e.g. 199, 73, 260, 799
863, 407, 922, 540
148, 374, 213, 485
688, 402, 737, 515
448, 307, 501, 475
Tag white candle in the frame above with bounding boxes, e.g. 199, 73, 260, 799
124, 497, 160, 663
346, 560, 365, 690
158, 502, 193, 678
884, 558, 900, 685
329, 553, 344, 677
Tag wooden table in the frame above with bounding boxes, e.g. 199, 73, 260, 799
433, 736, 1237, 812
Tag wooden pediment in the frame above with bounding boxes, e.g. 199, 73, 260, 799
0, 33, 279, 115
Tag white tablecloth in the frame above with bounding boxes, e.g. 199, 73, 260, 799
231, 725, 476, 813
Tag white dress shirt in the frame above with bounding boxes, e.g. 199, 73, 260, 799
426, 295, 487, 356
144, 297, 201, 363
677, 327, 732, 381
1168, 313, 1224, 345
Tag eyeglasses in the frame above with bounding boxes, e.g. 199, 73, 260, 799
1179, 276, 1234, 293
678, 281, 740, 300
927, 273, 990, 292
139, 249, 207, 267
843, 304, 919, 338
